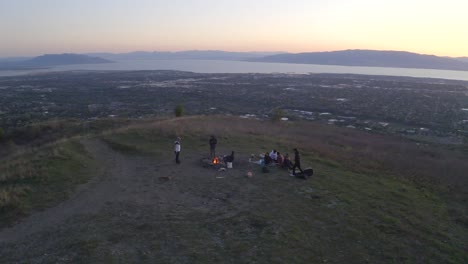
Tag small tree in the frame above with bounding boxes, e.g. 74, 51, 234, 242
271, 108, 285, 122
175, 105, 184, 117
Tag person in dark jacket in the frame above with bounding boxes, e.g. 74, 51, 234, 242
209, 136, 217, 158
264, 152, 272, 165
224, 151, 235, 163
282, 154, 293, 169
292, 148, 303, 175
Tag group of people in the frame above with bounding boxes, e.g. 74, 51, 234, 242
174, 135, 234, 165
261, 148, 303, 175
210, 135, 235, 164
175, 135, 302, 176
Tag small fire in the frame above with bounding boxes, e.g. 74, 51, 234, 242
212, 157, 220, 165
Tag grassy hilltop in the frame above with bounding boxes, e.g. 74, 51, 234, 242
0, 116, 467, 263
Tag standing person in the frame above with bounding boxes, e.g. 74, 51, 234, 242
292, 148, 303, 175
209, 135, 217, 158
174, 137, 181, 164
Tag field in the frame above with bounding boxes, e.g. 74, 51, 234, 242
0, 116, 466, 263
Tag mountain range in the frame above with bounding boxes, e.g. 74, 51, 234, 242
86, 50, 282, 61
0, 54, 112, 70
253, 50, 468, 71
1, 50, 468, 72
457, 57, 468, 63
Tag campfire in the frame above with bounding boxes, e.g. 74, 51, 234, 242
201, 156, 223, 168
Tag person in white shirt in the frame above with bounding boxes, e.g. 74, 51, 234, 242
174, 137, 181, 164
269, 149, 277, 162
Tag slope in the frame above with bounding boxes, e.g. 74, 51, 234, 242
0, 116, 466, 263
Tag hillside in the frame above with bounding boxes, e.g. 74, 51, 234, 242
0, 116, 466, 263
254, 50, 468, 71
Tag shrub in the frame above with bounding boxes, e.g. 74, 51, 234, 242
271, 108, 285, 122
175, 105, 184, 117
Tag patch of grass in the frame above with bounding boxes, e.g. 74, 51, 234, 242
101, 129, 177, 157
0, 140, 96, 227
101, 137, 141, 154
72, 239, 100, 257
310, 155, 342, 168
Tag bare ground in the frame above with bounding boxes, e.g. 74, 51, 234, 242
2, 135, 464, 263
0, 138, 269, 263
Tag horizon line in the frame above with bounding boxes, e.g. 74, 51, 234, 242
2, 48, 467, 59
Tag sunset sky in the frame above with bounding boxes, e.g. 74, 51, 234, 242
1, 0, 467, 57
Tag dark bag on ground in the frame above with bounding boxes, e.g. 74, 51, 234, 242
295, 168, 314, 179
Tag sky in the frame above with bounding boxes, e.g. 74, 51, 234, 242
1, 0, 467, 57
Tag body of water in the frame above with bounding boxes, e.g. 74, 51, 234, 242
1, 59, 468, 81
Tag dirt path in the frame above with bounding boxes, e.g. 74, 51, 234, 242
0, 139, 132, 242
0, 138, 257, 262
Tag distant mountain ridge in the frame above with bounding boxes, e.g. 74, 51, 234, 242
2, 50, 468, 72
457, 57, 468, 63
0, 54, 112, 70
27, 54, 112, 66
254, 50, 468, 71
86, 50, 283, 61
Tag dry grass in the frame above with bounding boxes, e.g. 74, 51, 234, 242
0, 118, 140, 162
113, 115, 468, 194
0, 140, 95, 226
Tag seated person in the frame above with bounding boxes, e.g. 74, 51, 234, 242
250, 154, 264, 165
276, 152, 284, 166
223, 151, 235, 163
282, 154, 293, 169
264, 152, 273, 165
269, 150, 278, 162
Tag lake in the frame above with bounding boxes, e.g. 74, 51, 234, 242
1, 59, 468, 81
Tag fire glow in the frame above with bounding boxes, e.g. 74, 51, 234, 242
212, 157, 220, 165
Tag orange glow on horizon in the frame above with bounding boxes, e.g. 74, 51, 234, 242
1, 0, 467, 57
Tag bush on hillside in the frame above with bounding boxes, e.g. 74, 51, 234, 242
175, 105, 184, 117
271, 108, 285, 122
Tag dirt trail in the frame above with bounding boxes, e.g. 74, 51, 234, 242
0, 139, 134, 243
0, 138, 253, 262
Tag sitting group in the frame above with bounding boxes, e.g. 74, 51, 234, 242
262, 150, 291, 169
207, 135, 304, 176
252, 148, 303, 176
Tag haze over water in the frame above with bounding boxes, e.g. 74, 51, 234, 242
1, 60, 468, 81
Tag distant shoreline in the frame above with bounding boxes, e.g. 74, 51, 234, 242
0, 66, 47, 71
1, 59, 468, 81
